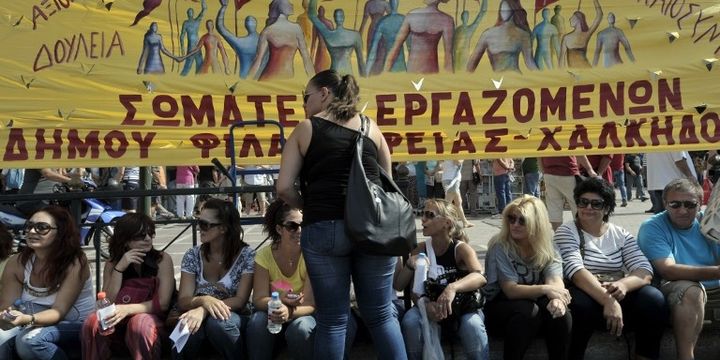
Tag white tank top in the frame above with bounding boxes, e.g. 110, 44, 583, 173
21, 255, 95, 321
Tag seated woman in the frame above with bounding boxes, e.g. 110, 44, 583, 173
395, 198, 488, 360
484, 195, 572, 360
247, 199, 315, 360
173, 198, 255, 360
555, 178, 669, 360
0, 206, 95, 359
0, 222, 12, 294
81, 213, 176, 359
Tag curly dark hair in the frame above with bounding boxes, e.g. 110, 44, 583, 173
574, 177, 616, 222
108, 213, 161, 266
200, 198, 247, 270
0, 222, 12, 261
19, 206, 87, 292
262, 199, 298, 249
309, 69, 360, 122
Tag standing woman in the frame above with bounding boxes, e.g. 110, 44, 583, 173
173, 198, 255, 359
555, 178, 668, 360
277, 69, 406, 359
82, 213, 176, 359
0, 206, 95, 359
484, 195, 572, 360
247, 199, 316, 360
0, 222, 12, 293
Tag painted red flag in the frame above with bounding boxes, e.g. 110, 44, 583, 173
235, 0, 250, 10
131, 0, 162, 26
535, 0, 559, 13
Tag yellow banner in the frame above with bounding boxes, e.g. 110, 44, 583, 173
1, 0, 719, 167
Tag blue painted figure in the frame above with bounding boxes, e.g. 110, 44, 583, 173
217, 0, 259, 78
179, 0, 207, 76
365, 0, 406, 76
308, 0, 366, 76
532, 8, 560, 70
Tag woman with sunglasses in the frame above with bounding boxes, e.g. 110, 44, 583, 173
0, 206, 95, 359
483, 195, 571, 359
555, 178, 668, 360
277, 69, 406, 359
81, 213, 175, 359
173, 198, 255, 359
394, 198, 488, 360
247, 199, 316, 359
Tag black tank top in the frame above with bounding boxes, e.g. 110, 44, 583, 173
434, 239, 460, 284
300, 116, 381, 224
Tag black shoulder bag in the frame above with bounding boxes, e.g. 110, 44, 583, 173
344, 115, 417, 256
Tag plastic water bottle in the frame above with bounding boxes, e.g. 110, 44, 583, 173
96, 292, 116, 336
413, 253, 429, 296
267, 292, 282, 334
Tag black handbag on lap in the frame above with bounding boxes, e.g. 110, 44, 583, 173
424, 271, 485, 316
344, 115, 417, 256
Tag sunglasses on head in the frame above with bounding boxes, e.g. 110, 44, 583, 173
422, 211, 437, 219
506, 214, 526, 226
197, 219, 222, 231
24, 222, 57, 235
282, 221, 302, 232
577, 198, 605, 210
667, 200, 699, 210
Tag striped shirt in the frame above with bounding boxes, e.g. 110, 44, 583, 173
555, 222, 653, 280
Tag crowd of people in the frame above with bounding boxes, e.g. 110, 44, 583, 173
1, 69, 719, 360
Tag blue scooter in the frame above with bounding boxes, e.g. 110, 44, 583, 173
0, 180, 125, 259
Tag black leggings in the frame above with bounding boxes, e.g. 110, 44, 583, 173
568, 285, 669, 360
485, 295, 572, 360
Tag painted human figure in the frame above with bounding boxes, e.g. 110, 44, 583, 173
467, 0, 537, 73
179, 0, 207, 76
359, 0, 391, 54
182, 20, 231, 74
311, 6, 334, 72
532, 7, 560, 70
365, 0, 406, 76
452, 0, 488, 72
248, 0, 314, 81
217, 0, 259, 78
308, 0, 366, 76
559, 0, 603, 68
593, 12, 635, 68
551, 5, 565, 37
384, 0, 455, 74
296, 0, 314, 51
137, 22, 181, 74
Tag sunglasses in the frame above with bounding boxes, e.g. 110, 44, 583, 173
302, 90, 317, 105
24, 222, 57, 235
197, 219, 222, 231
577, 198, 605, 210
667, 200, 699, 210
422, 211, 437, 219
282, 222, 302, 232
131, 232, 154, 241
506, 214, 526, 226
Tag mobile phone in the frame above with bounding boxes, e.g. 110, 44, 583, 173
286, 293, 300, 300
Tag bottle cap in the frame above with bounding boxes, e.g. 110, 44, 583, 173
97, 292, 106, 300
271, 291, 279, 298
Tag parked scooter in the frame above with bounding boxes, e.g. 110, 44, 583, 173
0, 179, 124, 259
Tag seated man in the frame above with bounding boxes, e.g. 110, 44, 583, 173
638, 178, 720, 360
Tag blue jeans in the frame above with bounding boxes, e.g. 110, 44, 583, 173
246, 312, 316, 360
401, 307, 489, 360
172, 312, 244, 360
625, 171, 646, 199
0, 321, 83, 360
301, 220, 406, 360
613, 170, 627, 201
523, 172, 541, 198
493, 174, 512, 213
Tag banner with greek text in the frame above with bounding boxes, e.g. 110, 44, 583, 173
0, 0, 719, 167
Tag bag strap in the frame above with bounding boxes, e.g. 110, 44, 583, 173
575, 221, 586, 259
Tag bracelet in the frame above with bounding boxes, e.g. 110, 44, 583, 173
29, 315, 35, 326
113, 266, 123, 273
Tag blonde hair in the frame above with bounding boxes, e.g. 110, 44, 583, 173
424, 198, 467, 242
488, 195, 558, 269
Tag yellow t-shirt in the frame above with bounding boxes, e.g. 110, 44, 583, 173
255, 245, 306, 295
